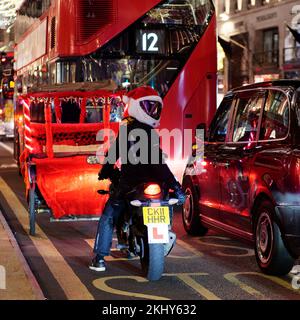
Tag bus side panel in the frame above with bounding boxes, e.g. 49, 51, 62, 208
57, 0, 162, 57
160, 14, 217, 163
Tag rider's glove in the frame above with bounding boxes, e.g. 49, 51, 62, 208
172, 182, 186, 205
98, 164, 113, 181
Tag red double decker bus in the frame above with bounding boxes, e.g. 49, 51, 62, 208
13, 0, 217, 233
14, 0, 217, 160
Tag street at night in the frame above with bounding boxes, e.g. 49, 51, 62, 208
1, 141, 300, 300
1, 0, 300, 315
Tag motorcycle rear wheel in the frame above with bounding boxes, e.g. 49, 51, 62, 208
138, 236, 165, 281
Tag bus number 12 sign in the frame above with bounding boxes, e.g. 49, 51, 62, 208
136, 30, 165, 54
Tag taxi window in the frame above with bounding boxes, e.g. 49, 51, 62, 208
232, 91, 265, 143
259, 90, 289, 141
208, 96, 233, 142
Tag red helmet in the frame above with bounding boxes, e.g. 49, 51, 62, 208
122, 86, 163, 128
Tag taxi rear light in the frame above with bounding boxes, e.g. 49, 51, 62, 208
144, 184, 161, 196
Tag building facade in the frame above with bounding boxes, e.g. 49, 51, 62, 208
217, 0, 300, 93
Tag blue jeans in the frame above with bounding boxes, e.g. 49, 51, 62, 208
93, 198, 125, 257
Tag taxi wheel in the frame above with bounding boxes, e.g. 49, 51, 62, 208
182, 177, 208, 236
254, 200, 295, 275
29, 184, 37, 236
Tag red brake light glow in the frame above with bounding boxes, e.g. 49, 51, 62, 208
144, 184, 161, 196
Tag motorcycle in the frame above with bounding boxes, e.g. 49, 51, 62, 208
98, 171, 178, 281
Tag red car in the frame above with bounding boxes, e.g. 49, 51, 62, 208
182, 80, 300, 275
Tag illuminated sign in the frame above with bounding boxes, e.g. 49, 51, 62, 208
136, 30, 165, 54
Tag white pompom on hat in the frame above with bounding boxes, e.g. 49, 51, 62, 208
122, 86, 163, 128
122, 95, 130, 105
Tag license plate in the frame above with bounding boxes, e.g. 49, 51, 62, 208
142, 206, 170, 225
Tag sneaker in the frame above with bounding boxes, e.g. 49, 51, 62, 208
89, 257, 106, 272
126, 250, 137, 260
116, 243, 129, 250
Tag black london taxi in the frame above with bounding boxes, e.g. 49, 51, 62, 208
182, 80, 300, 275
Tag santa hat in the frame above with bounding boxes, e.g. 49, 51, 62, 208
122, 86, 163, 128
122, 86, 162, 105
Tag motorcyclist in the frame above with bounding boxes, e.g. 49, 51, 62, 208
89, 86, 185, 271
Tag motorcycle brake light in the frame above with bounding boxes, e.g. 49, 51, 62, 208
144, 184, 161, 196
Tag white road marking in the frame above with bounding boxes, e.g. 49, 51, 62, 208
0, 164, 17, 169
0, 142, 14, 155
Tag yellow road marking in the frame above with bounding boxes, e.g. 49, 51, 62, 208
165, 273, 221, 300
172, 239, 203, 257
196, 236, 254, 257
224, 272, 300, 298
0, 177, 94, 300
85, 239, 200, 261
224, 272, 266, 299
93, 273, 221, 300
93, 276, 170, 300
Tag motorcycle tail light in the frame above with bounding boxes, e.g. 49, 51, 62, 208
144, 184, 161, 196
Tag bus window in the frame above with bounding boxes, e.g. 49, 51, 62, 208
142, 0, 212, 25
76, 0, 214, 97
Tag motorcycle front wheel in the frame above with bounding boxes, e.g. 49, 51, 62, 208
138, 236, 165, 281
